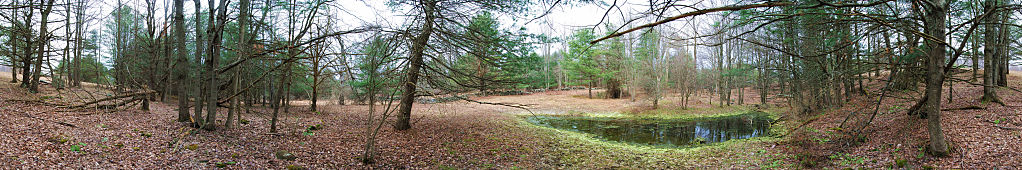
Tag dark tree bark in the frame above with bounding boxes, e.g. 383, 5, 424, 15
19, 4, 33, 89
227, 0, 251, 128
310, 43, 323, 112
970, 0, 982, 82
31, 0, 56, 93
995, 8, 1008, 87
203, 0, 230, 130
394, 0, 437, 131
9, 61, 17, 83
72, 0, 85, 87
606, 78, 621, 99
922, 0, 950, 156
270, 65, 285, 133
192, 0, 207, 127
588, 80, 593, 99
173, 0, 189, 122
981, 0, 1004, 104
759, 51, 768, 105
10, 5, 22, 84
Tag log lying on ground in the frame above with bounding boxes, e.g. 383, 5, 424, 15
63, 91, 156, 109
941, 105, 986, 111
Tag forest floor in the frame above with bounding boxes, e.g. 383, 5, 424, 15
780, 69, 1022, 169
1, 70, 1020, 169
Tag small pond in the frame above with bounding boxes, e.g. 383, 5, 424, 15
526, 112, 772, 147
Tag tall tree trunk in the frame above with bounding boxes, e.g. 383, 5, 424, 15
971, 0, 982, 82
923, 0, 950, 156
62, 0, 71, 89
588, 80, 593, 99
203, 0, 229, 130
311, 54, 319, 111
759, 52, 767, 105
173, 0, 190, 122
394, 0, 437, 131
270, 65, 285, 133
192, 0, 207, 127
717, 29, 725, 107
20, 5, 33, 89
9, 61, 17, 83
31, 0, 56, 93
9, 1, 17, 84
72, 0, 84, 87
981, 0, 1003, 103
311, 78, 318, 111
21, 37, 32, 88
228, 0, 251, 128
161, 32, 172, 101
10, 7, 20, 84
283, 68, 292, 113
226, 70, 238, 128
996, 9, 1009, 87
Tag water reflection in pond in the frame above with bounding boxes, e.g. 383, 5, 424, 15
526, 112, 772, 147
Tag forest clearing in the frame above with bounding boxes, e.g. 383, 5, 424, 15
2, 0, 1022, 169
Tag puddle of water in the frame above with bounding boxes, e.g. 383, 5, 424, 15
527, 112, 772, 147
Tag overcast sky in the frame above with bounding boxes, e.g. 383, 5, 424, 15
9, 0, 736, 70
66, 0, 650, 51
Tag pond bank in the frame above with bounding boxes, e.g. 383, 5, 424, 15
514, 105, 796, 168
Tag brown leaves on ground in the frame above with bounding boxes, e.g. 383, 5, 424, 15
780, 70, 1022, 169
2, 69, 1021, 168
0, 78, 554, 169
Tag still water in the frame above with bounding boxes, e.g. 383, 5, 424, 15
527, 112, 772, 147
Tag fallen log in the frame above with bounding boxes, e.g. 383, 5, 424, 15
941, 105, 986, 111
64, 91, 155, 109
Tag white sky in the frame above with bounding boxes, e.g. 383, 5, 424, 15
72, 0, 654, 52
8, 0, 744, 70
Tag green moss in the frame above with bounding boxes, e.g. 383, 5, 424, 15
437, 165, 457, 170
47, 135, 69, 144
285, 165, 307, 170
185, 144, 199, 151
275, 150, 297, 161
70, 143, 85, 153
139, 131, 153, 138
214, 161, 236, 168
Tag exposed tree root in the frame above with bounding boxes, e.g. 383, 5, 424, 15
907, 96, 927, 119
981, 94, 1007, 107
